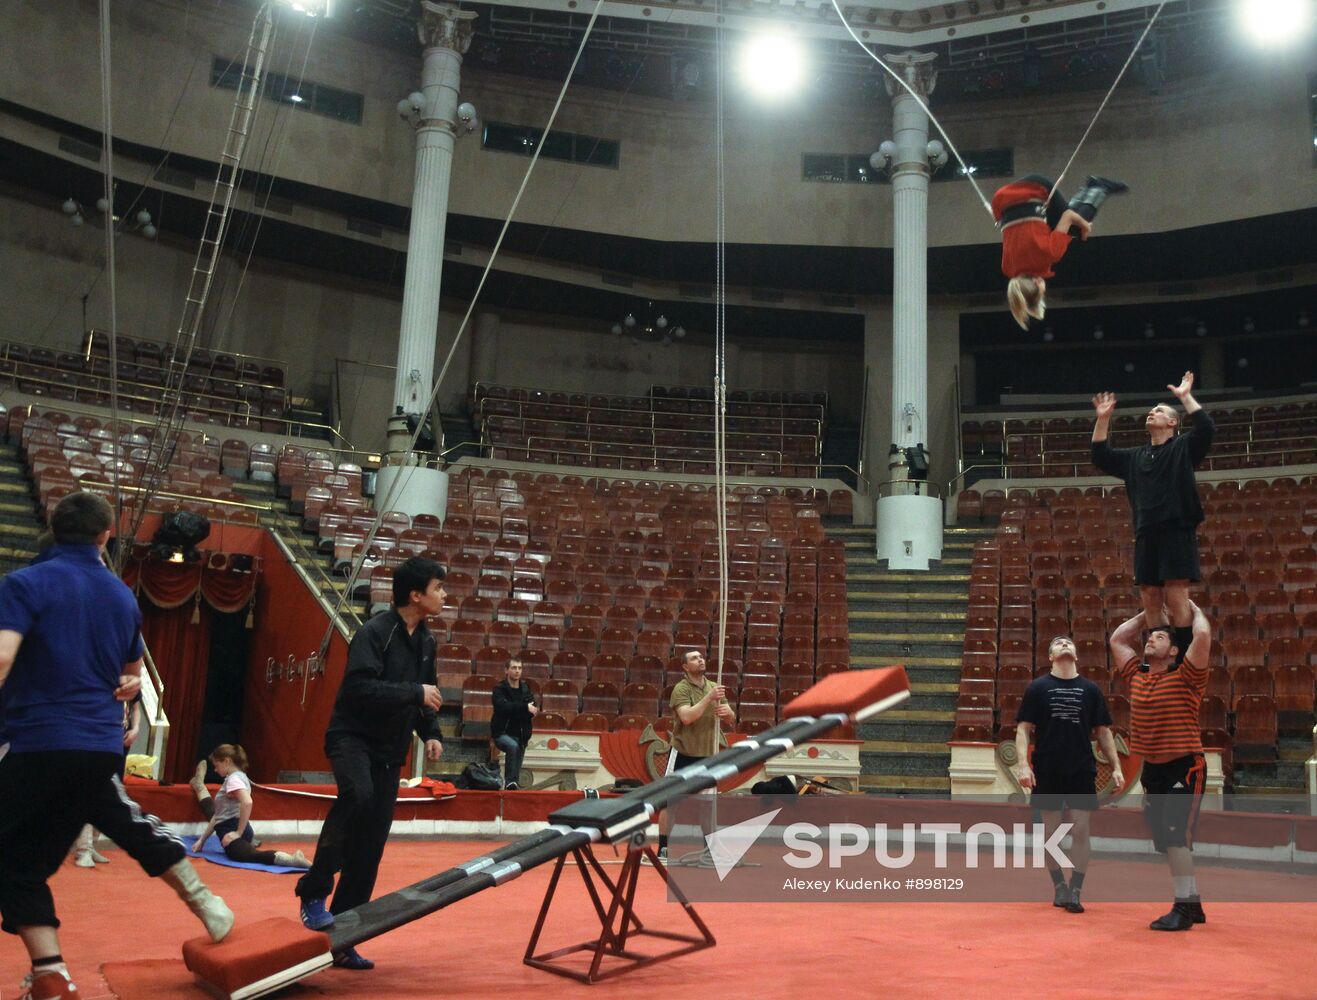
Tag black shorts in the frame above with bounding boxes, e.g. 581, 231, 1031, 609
1134, 525, 1201, 586
1031, 769, 1099, 812
1140, 754, 1206, 852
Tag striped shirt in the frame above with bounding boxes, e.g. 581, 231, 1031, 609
1118, 656, 1207, 759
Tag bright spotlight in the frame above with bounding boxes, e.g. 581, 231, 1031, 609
1236, 0, 1312, 47
738, 31, 805, 99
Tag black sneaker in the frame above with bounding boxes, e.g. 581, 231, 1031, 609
1053, 883, 1072, 908
332, 947, 375, 970
1185, 896, 1206, 924
504, 781, 519, 791
1150, 901, 1195, 931
1064, 889, 1085, 914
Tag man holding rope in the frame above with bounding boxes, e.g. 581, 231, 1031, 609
995, 174, 1128, 330
658, 650, 735, 860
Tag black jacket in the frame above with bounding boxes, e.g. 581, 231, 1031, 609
325, 610, 442, 765
1091, 410, 1214, 532
491, 680, 535, 746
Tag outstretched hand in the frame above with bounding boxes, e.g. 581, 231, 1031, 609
1091, 391, 1117, 419
1168, 371, 1194, 400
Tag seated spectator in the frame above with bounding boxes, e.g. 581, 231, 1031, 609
491, 659, 537, 790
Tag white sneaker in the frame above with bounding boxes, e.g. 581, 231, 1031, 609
74, 851, 96, 868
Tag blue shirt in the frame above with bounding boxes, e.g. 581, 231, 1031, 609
0, 544, 145, 753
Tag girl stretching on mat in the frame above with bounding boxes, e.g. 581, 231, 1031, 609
189, 744, 310, 869
995, 173, 1128, 330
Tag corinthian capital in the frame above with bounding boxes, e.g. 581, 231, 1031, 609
883, 50, 938, 100
418, 1, 477, 54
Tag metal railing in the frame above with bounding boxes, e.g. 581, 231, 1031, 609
84, 328, 291, 379
446, 439, 867, 490
2, 372, 351, 448
472, 380, 827, 423
476, 398, 822, 449
268, 506, 360, 640
136, 646, 171, 781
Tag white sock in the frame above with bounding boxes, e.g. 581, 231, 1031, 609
1173, 875, 1197, 899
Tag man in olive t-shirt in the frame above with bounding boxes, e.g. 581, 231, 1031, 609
669, 650, 735, 765
659, 651, 736, 859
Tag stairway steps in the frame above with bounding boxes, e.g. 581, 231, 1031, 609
860, 719, 955, 743
853, 654, 960, 668
858, 774, 952, 793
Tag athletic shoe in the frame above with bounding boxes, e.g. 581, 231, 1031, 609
300, 896, 335, 930
1149, 901, 1195, 931
1064, 889, 1085, 914
19, 968, 78, 999
74, 851, 96, 868
1052, 883, 1071, 908
1185, 896, 1207, 924
332, 947, 374, 971
505, 781, 519, 791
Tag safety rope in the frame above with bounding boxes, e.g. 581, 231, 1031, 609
829, 0, 1169, 226
323, 0, 607, 655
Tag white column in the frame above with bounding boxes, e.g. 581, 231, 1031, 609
392, 2, 476, 429
886, 51, 937, 469
875, 52, 942, 571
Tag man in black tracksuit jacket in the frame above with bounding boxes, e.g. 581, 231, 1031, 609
296, 557, 446, 969
1090, 371, 1214, 655
491, 659, 537, 789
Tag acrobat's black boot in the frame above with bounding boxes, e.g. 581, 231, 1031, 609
1066, 177, 1129, 232
1150, 900, 1195, 931
1085, 175, 1129, 195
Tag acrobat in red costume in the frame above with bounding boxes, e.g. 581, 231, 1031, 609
993, 173, 1128, 330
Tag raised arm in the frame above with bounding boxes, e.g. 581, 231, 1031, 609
1181, 601, 1212, 682
1167, 371, 1202, 416
1090, 392, 1132, 480
1110, 610, 1147, 677
1169, 371, 1214, 463
1090, 391, 1116, 444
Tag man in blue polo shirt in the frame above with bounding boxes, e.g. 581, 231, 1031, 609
0, 492, 235, 1000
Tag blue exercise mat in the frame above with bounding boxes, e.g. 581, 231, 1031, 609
185, 834, 305, 874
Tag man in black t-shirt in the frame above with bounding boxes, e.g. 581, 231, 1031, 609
1016, 636, 1125, 914
1090, 371, 1214, 659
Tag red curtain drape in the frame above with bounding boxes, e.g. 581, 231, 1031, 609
123, 555, 259, 783
139, 600, 214, 785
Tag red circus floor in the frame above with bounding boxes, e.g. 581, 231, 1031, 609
3, 840, 1315, 1000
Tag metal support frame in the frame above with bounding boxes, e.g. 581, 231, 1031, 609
524, 841, 715, 983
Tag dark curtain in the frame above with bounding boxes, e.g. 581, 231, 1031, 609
195, 610, 251, 760
139, 601, 214, 785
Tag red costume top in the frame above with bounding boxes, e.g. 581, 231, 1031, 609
992, 178, 1072, 279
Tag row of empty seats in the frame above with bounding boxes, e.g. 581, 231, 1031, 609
472, 382, 828, 477
4, 336, 292, 432
961, 399, 1317, 479
954, 476, 1317, 766
8, 406, 263, 525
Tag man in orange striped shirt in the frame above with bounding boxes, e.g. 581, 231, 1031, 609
1111, 600, 1211, 931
